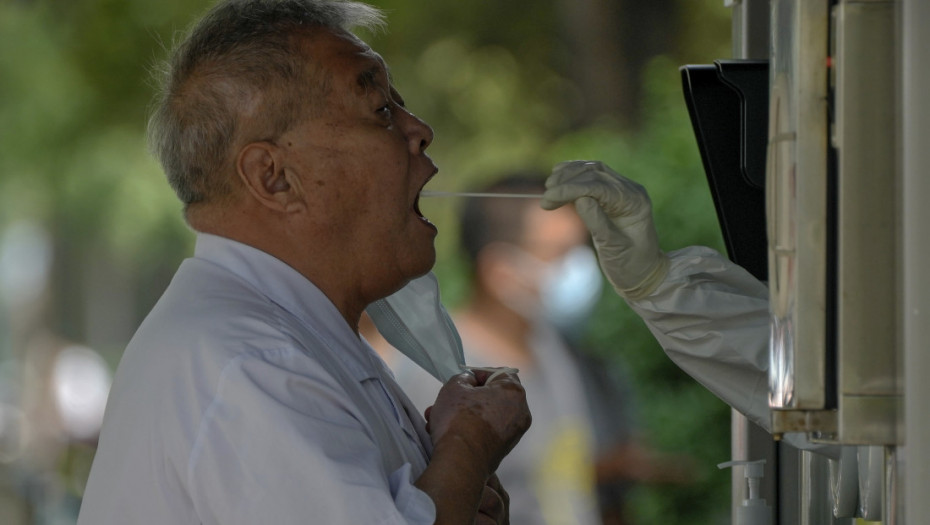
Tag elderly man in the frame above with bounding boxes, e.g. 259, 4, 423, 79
77, 1, 530, 524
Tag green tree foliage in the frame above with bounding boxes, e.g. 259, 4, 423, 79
0, 1, 738, 523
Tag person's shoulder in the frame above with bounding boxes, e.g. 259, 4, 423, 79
168, 256, 278, 315
148, 257, 292, 337
123, 256, 352, 401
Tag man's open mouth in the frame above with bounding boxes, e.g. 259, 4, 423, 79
415, 171, 437, 224
414, 194, 424, 218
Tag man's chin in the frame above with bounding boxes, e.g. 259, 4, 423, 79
410, 252, 437, 279
379, 250, 436, 299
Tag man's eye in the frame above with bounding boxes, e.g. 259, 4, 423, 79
376, 104, 392, 118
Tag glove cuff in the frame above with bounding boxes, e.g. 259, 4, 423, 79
617, 252, 670, 301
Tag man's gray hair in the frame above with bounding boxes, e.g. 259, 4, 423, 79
147, 0, 384, 210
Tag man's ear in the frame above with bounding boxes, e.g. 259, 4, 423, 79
237, 141, 305, 213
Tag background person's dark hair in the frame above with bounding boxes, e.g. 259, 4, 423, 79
147, 0, 384, 213
458, 172, 548, 274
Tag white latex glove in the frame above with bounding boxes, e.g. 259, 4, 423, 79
541, 160, 669, 300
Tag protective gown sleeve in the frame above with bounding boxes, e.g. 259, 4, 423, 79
624, 246, 836, 456
624, 246, 772, 429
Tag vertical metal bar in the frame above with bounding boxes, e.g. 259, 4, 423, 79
902, 0, 930, 520
728, 1, 778, 521
728, 0, 771, 60
832, 0, 900, 445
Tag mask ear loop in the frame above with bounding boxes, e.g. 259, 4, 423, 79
464, 366, 520, 383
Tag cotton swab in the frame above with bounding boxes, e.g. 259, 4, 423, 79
419, 191, 543, 199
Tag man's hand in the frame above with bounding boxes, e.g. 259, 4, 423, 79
415, 369, 529, 524
475, 474, 509, 525
426, 369, 531, 475
541, 160, 669, 300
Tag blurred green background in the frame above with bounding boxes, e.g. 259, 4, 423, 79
0, 0, 734, 523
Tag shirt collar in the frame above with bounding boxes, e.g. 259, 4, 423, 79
192, 233, 378, 381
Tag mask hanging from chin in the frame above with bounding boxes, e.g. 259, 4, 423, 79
365, 271, 467, 382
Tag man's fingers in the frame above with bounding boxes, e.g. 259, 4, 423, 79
485, 474, 509, 512
465, 366, 521, 386
476, 482, 506, 525
448, 371, 479, 387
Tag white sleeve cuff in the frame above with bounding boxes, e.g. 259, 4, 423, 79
386, 463, 436, 525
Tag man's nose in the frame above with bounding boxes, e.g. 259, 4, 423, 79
402, 109, 434, 153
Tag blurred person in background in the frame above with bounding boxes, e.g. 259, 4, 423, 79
390, 173, 694, 525
77, 1, 532, 523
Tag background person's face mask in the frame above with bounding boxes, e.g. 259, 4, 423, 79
540, 245, 603, 336
365, 272, 466, 382
492, 243, 603, 333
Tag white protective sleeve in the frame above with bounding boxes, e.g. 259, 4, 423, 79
625, 245, 835, 456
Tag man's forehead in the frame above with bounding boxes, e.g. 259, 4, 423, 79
357, 61, 392, 93
349, 39, 392, 91
302, 27, 390, 84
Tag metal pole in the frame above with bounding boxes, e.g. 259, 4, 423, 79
727, 0, 770, 60
902, 0, 930, 522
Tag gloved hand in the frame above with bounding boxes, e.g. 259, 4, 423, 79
541, 160, 669, 300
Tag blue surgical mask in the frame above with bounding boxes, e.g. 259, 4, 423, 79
540, 245, 603, 337
366, 273, 519, 383
366, 272, 467, 382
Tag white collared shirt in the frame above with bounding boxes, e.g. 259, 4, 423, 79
78, 233, 435, 524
